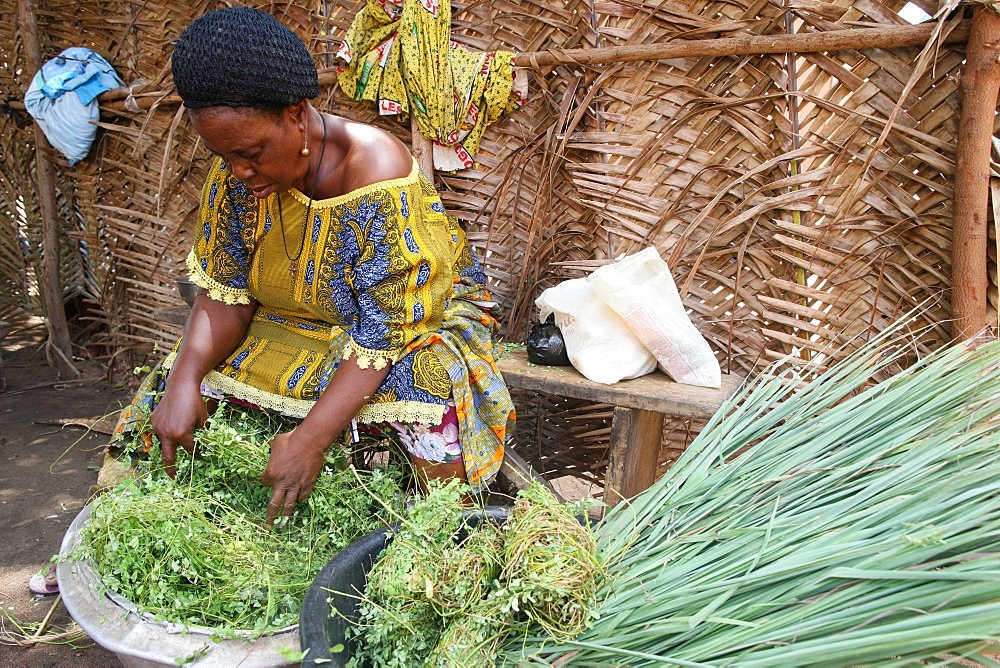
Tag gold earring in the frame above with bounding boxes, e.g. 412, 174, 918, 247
299, 123, 309, 157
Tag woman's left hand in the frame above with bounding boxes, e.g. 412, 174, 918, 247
260, 430, 326, 528
260, 358, 391, 527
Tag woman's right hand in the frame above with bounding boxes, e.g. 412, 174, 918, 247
150, 378, 208, 478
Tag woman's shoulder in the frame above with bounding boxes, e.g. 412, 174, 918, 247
339, 119, 414, 191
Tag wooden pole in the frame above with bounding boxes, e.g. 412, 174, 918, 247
17, 0, 78, 379
519, 20, 970, 69
952, 6, 1000, 341
5, 20, 973, 115
410, 114, 434, 177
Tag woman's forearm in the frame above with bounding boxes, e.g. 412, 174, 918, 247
293, 358, 391, 453
168, 292, 258, 387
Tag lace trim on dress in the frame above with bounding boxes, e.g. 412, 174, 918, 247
356, 400, 446, 426
204, 371, 315, 418
162, 351, 314, 418
343, 339, 398, 371
162, 352, 446, 425
186, 249, 252, 306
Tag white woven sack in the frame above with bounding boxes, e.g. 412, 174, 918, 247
589, 247, 722, 388
535, 278, 656, 385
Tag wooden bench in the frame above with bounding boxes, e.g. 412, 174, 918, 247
496, 346, 742, 507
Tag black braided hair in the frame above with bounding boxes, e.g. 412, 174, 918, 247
171, 6, 319, 109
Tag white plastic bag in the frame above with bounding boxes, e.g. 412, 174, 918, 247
535, 278, 656, 385
589, 247, 722, 388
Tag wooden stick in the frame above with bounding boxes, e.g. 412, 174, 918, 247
5, 21, 972, 115
410, 114, 435, 177
29, 594, 62, 643
951, 7, 1000, 342
2, 379, 89, 395
519, 20, 970, 69
17, 0, 78, 380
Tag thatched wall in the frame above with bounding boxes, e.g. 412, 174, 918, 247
2, 0, 998, 480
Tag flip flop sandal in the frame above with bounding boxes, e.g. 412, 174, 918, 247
29, 565, 59, 595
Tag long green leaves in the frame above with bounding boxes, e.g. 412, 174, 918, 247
508, 327, 1000, 666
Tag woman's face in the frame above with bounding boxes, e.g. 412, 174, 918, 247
190, 105, 306, 199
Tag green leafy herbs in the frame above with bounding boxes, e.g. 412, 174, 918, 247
494, 484, 603, 642
74, 404, 404, 636
345, 480, 605, 667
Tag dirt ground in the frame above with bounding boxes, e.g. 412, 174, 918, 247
0, 312, 129, 667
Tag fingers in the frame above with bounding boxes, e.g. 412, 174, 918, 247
161, 441, 177, 479
265, 486, 300, 529
265, 488, 283, 527
281, 488, 297, 520
178, 433, 196, 456
160, 432, 196, 479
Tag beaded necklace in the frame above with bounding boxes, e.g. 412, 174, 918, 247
276, 114, 327, 277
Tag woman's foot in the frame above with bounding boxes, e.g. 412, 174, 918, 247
28, 562, 58, 596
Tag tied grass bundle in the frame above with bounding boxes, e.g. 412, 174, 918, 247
509, 327, 1000, 666
346, 481, 604, 667
430, 523, 505, 618
424, 612, 507, 666
76, 404, 404, 635
495, 484, 602, 641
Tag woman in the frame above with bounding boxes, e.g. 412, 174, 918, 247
117, 6, 514, 526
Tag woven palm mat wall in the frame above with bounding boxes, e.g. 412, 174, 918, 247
3, 0, 997, 485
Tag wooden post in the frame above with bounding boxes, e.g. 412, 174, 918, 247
519, 21, 970, 69
5, 22, 972, 115
410, 114, 434, 178
604, 406, 664, 507
952, 6, 1000, 341
17, 0, 78, 379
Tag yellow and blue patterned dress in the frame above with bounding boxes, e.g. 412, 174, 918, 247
123, 156, 513, 488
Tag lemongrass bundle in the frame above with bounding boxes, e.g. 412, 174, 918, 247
508, 327, 1000, 665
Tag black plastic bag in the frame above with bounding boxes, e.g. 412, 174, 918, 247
526, 314, 572, 366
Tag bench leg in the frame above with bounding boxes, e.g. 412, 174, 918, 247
604, 407, 664, 508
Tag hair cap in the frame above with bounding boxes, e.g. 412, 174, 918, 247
171, 6, 319, 109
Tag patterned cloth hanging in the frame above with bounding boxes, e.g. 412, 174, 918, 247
337, 0, 527, 171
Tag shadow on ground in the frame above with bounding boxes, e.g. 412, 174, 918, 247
0, 313, 130, 667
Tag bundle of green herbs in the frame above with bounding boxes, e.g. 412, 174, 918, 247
73, 404, 404, 635
509, 326, 1000, 666
345, 480, 604, 667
